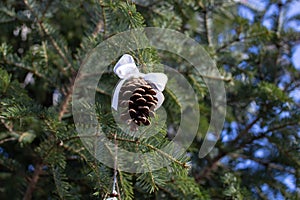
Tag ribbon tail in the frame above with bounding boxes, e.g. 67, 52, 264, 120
154, 91, 165, 110
112, 79, 126, 110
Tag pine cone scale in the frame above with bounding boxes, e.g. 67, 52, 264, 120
118, 77, 159, 130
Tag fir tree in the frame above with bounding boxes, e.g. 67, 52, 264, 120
0, 0, 299, 199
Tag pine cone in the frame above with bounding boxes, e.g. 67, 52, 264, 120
118, 77, 158, 130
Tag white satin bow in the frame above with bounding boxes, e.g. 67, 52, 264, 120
111, 54, 167, 111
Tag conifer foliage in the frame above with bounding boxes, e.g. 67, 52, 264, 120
0, 0, 299, 199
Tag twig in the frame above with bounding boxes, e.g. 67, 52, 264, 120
229, 153, 296, 174
230, 116, 260, 145
1, 119, 20, 137
23, 163, 43, 200
58, 83, 73, 121
99, 0, 107, 38
216, 32, 268, 53
41, 0, 53, 19
276, 2, 284, 37
95, 87, 112, 96
188, 73, 231, 83
23, 0, 73, 74
1, 58, 52, 84
109, 136, 188, 169
39, 22, 72, 73
0, 137, 17, 144
204, 2, 214, 48
255, 186, 269, 200
196, 151, 226, 181
157, 185, 177, 199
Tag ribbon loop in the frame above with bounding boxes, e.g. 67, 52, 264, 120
113, 54, 139, 79
112, 54, 168, 111
144, 73, 168, 92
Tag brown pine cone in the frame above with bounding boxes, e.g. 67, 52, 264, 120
118, 77, 158, 131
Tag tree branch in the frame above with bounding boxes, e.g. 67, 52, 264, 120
23, 0, 73, 74
58, 82, 73, 121
196, 151, 227, 181
0, 137, 17, 144
216, 32, 268, 53
1, 57, 53, 84
230, 116, 260, 145
108, 136, 189, 169
229, 153, 296, 174
204, 3, 214, 48
23, 163, 43, 200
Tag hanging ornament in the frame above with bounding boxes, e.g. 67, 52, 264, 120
105, 196, 118, 200
112, 54, 167, 131
105, 193, 118, 200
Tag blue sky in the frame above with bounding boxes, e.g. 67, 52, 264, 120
239, 0, 300, 70
225, 1, 300, 197
238, 0, 300, 104
284, 1, 300, 70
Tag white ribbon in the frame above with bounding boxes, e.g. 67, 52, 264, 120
112, 54, 167, 111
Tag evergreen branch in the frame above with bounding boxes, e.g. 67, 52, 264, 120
284, 81, 300, 93
204, 3, 214, 48
202, 118, 299, 181
41, 0, 53, 20
275, 141, 300, 167
215, 1, 237, 8
58, 82, 73, 121
39, 22, 72, 73
188, 73, 231, 83
215, 32, 268, 53
61, 140, 109, 195
87, 0, 106, 38
42, 119, 58, 138
1, 57, 53, 84
110, 136, 188, 169
201, 74, 232, 82
196, 151, 226, 181
140, 2, 178, 29
266, 120, 299, 133
235, 120, 299, 149
235, 134, 266, 150
0, 18, 15, 23
230, 116, 260, 145
276, 2, 284, 37
98, 0, 107, 38
165, 88, 181, 110
0, 5, 18, 23
0, 6, 15, 18
0, 137, 17, 144
23, 163, 43, 200
225, 119, 299, 157
229, 153, 296, 174
41, 41, 49, 68
92, 19, 104, 38
157, 185, 177, 199
144, 159, 158, 192
51, 164, 72, 199
95, 87, 112, 96
1, 119, 21, 138
118, 171, 134, 200
23, 0, 73, 74
60, 143, 87, 162
254, 186, 269, 200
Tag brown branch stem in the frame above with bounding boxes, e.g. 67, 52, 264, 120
23, 163, 43, 200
